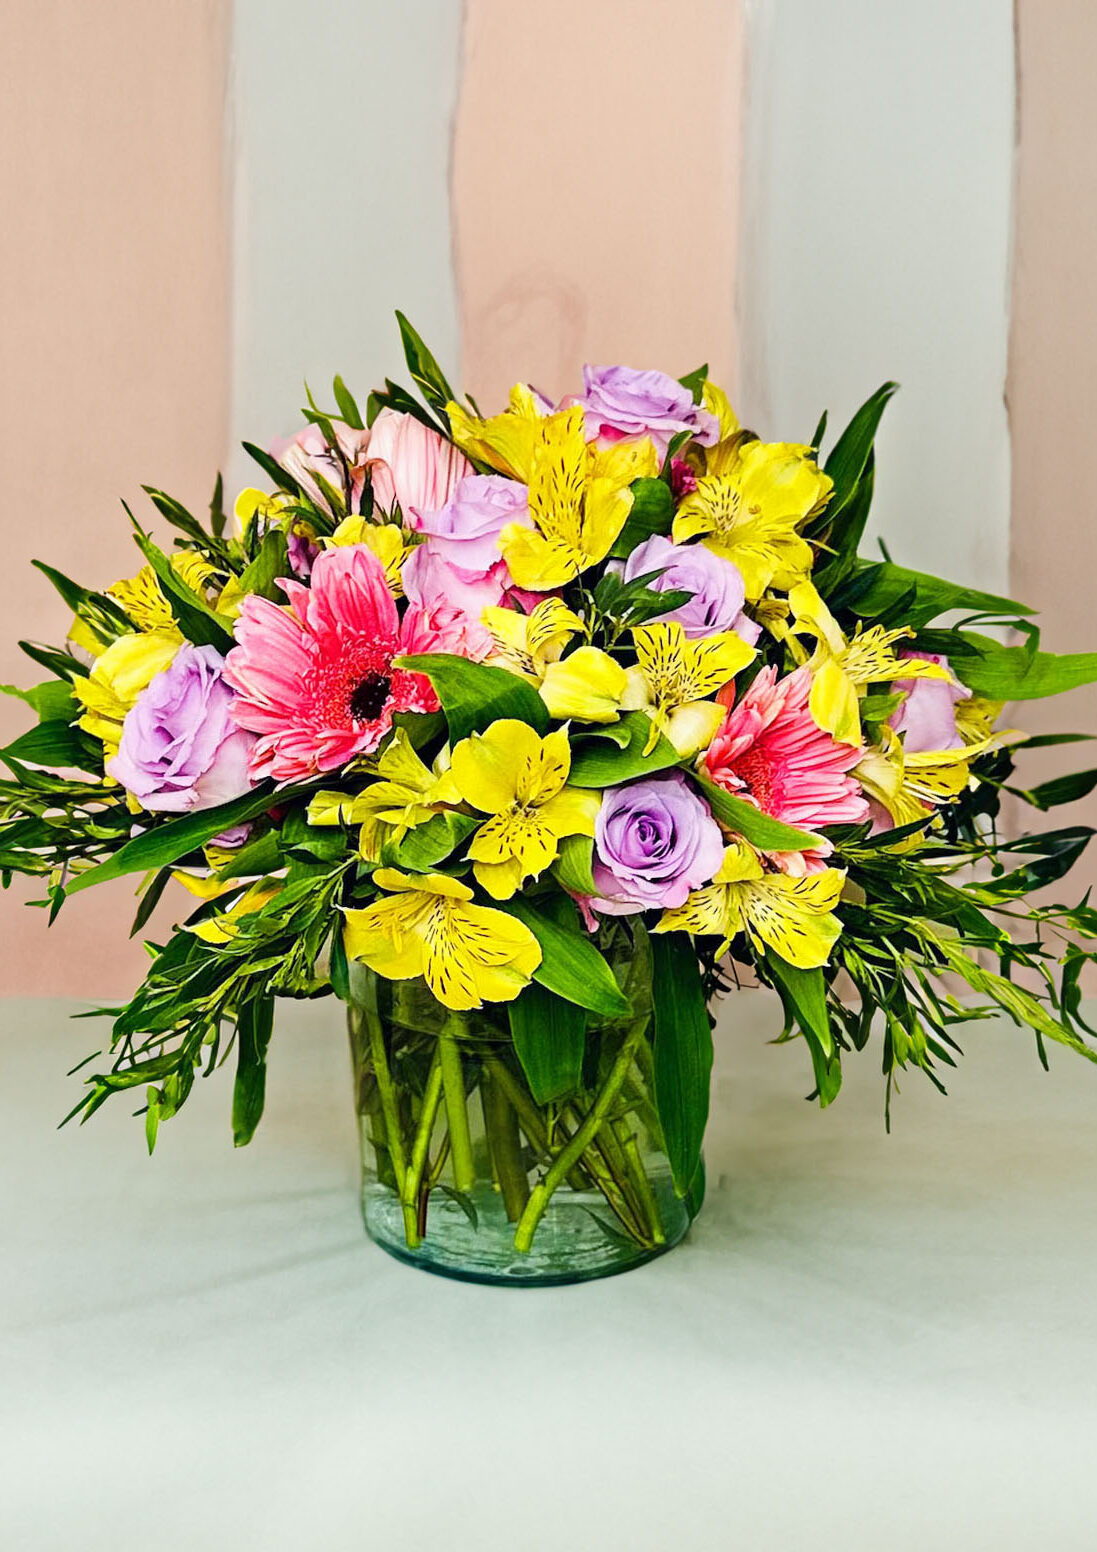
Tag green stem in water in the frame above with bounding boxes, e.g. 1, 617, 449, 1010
616, 1120, 665, 1245
481, 1067, 529, 1221
438, 1016, 475, 1194
360, 993, 408, 1202
514, 1020, 645, 1253
400, 1047, 444, 1249
486, 1058, 588, 1192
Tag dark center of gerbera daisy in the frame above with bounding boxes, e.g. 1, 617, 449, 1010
348, 672, 393, 723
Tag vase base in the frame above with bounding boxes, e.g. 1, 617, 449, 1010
360, 1177, 690, 1287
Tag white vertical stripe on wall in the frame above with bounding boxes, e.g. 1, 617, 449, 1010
228, 0, 464, 488
738, 0, 1015, 592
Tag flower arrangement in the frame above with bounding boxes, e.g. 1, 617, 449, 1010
5, 314, 1097, 1283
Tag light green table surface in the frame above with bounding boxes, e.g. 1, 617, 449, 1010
2, 991, 1095, 1551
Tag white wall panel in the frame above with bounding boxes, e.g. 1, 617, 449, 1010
228, 0, 463, 487
739, 0, 1015, 591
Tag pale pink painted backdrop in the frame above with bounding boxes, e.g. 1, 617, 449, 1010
0, 1, 231, 995
1008, 0, 1097, 896
452, 0, 744, 408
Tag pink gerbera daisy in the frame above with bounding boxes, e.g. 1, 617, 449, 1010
225, 545, 468, 783
704, 665, 868, 867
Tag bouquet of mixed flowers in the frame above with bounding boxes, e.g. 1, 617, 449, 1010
4, 315, 1097, 1283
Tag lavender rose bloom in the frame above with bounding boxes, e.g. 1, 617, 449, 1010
575, 364, 718, 457
591, 772, 724, 915
889, 650, 971, 752
622, 534, 760, 644
408, 474, 530, 576
108, 644, 256, 813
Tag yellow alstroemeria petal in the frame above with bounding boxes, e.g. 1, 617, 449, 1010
537, 786, 601, 841
809, 657, 862, 744
450, 720, 551, 814
343, 893, 429, 980
372, 868, 473, 900
702, 379, 740, 442
663, 700, 728, 757
714, 840, 766, 883
445, 384, 544, 481
74, 630, 181, 753
734, 871, 843, 968
190, 881, 281, 944
470, 856, 528, 902
539, 646, 627, 722
108, 567, 175, 633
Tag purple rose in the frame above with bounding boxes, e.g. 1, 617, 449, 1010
108, 644, 257, 813
889, 651, 971, 753
621, 535, 760, 644
591, 772, 724, 915
408, 474, 530, 576
575, 364, 719, 457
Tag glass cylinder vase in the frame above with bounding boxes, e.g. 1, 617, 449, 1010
345, 958, 693, 1286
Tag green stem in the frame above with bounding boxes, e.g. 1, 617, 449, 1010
486, 1058, 588, 1192
514, 1020, 645, 1253
438, 1017, 475, 1194
400, 1047, 444, 1248
360, 993, 408, 1200
481, 1067, 529, 1221
616, 1120, 664, 1245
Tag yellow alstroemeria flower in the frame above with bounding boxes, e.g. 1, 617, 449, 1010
498, 408, 656, 590
446, 384, 549, 481
449, 720, 600, 900
307, 729, 457, 861
322, 517, 408, 595
539, 646, 628, 724
234, 486, 290, 537
344, 869, 542, 1011
73, 630, 181, 756
622, 620, 755, 755
855, 726, 1003, 836
956, 694, 1005, 746
672, 439, 830, 601
701, 378, 741, 442
656, 841, 845, 970
189, 880, 282, 944
482, 596, 586, 681
789, 581, 952, 745
108, 566, 176, 633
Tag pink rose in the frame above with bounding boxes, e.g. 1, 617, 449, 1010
401, 548, 511, 659
366, 409, 472, 516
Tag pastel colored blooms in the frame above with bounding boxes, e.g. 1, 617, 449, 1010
366, 408, 472, 516
574, 364, 718, 458
621, 534, 760, 644
704, 665, 868, 851
591, 771, 724, 915
270, 422, 372, 513
224, 545, 465, 782
408, 474, 530, 574
401, 547, 509, 658
108, 643, 256, 813
889, 650, 971, 752
343, 869, 542, 1011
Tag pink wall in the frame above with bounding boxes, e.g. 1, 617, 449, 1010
1008, 0, 1097, 896
0, 0, 231, 995
453, 0, 744, 409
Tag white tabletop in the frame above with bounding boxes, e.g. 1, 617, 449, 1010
3, 989, 1095, 1551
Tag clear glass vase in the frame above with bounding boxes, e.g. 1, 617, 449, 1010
345, 956, 694, 1286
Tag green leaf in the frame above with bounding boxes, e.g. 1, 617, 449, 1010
932, 937, 1097, 1067
18, 640, 85, 681
831, 561, 1032, 629
552, 834, 596, 895
823, 382, 898, 516
1, 720, 100, 772
141, 487, 212, 549
31, 560, 132, 640
133, 534, 234, 651
497, 897, 629, 1016
385, 812, 478, 871
66, 785, 300, 894
650, 932, 713, 1195
332, 374, 364, 430
568, 713, 681, 787
242, 440, 303, 496
1014, 769, 1097, 812
608, 477, 675, 558
232, 990, 275, 1146
971, 826, 1093, 900
697, 774, 822, 853
508, 980, 587, 1103
394, 311, 457, 414
129, 866, 173, 938
678, 364, 708, 404
1, 680, 78, 722
209, 471, 227, 539
925, 631, 1097, 700
215, 829, 283, 880
396, 653, 549, 743
329, 925, 351, 1001
765, 951, 842, 1106
236, 527, 290, 601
